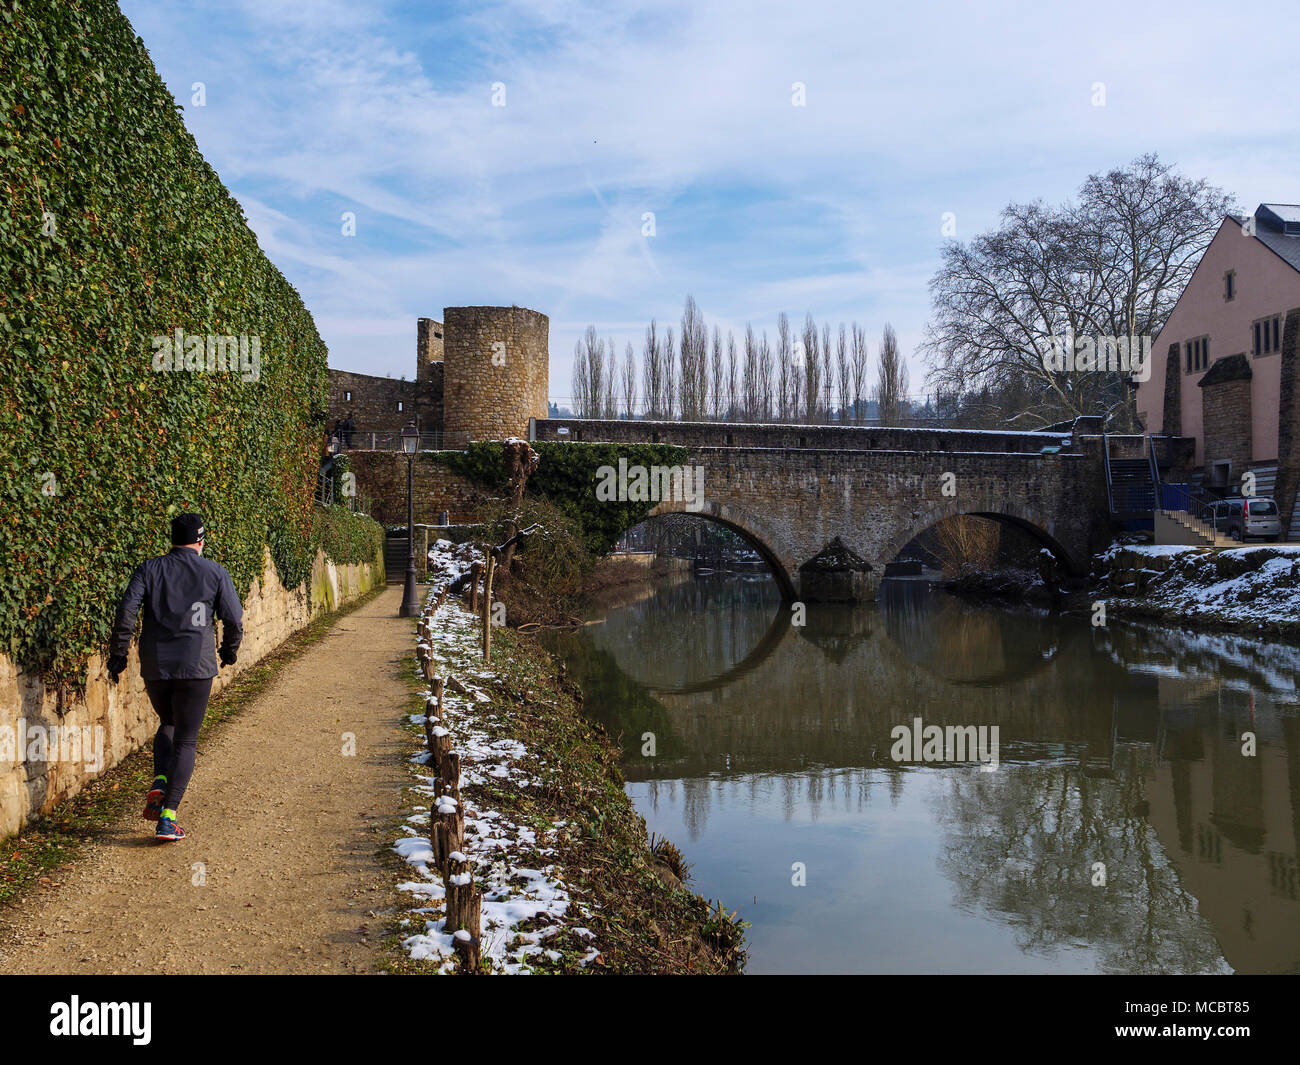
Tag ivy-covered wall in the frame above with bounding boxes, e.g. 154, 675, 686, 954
430, 441, 690, 556
0, 0, 332, 681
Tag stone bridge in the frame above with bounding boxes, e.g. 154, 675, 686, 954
531, 418, 1113, 601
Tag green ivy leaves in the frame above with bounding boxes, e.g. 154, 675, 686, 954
0, 0, 341, 684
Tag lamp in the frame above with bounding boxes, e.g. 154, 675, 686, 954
399, 423, 421, 616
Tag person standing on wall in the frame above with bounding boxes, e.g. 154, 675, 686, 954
106, 513, 243, 842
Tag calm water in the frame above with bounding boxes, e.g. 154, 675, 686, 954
545, 575, 1300, 974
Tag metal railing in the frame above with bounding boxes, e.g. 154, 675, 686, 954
1161, 483, 1227, 541
328, 428, 471, 452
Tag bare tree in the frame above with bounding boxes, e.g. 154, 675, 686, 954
836, 324, 850, 424
664, 326, 677, 420
923, 153, 1233, 428
710, 326, 724, 420
571, 327, 611, 418
931, 515, 1000, 577
821, 322, 834, 424
622, 341, 637, 418
850, 322, 868, 424
726, 330, 738, 421
679, 295, 708, 420
802, 313, 821, 423
776, 313, 792, 422
571, 338, 591, 417
641, 319, 663, 419
875, 322, 909, 425
605, 337, 617, 418
758, 330, 774, 421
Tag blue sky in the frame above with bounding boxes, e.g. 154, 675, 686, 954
120, 0, 1300, 405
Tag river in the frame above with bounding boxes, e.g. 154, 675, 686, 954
544, 573, 1300, 974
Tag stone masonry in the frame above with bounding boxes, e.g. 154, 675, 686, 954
1198, 354, 1253, 482
541, 427, 1111, 601
443, 306, 550, 443
328, 307, 548, 442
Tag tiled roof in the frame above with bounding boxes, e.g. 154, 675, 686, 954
1248, 204, 1300, 273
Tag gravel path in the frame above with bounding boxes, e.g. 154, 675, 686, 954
0, 585, 411, 974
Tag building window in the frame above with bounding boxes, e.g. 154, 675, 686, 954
1253, 315, 1282, 356
1185, 336, 1209, 373
345, 391, 352, 402
396, 401, 404, 412
1225, 271, 1236, 301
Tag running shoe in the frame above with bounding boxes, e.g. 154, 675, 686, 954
155, 816, 186, 842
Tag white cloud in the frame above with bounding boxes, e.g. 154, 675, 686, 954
120, 0, 1300, 398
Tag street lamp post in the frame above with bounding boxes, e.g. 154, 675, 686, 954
399, 422, 421, 617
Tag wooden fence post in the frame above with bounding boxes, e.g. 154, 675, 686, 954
468, 562, 482, 614
481, 554, 495, 660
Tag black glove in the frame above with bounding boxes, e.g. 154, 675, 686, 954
219, 647, 237, 667
107, 654, 127, 683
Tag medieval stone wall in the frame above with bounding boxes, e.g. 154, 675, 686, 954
345, 452, 489, 527
328, 369, 420, 435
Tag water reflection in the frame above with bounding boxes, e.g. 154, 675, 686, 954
545, 576, 1300, 974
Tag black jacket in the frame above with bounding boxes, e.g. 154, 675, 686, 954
110, 548, 243, 680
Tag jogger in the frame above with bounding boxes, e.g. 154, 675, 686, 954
107, 512, 242, 841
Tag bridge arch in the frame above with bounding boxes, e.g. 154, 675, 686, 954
877, 498, 1087, 579
639, 499, 799, 600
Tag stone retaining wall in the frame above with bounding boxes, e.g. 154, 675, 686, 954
0, 547, 384, 841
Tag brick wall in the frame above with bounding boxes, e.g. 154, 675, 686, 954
1201, 377, 1253, 480
346, 452, 490, 526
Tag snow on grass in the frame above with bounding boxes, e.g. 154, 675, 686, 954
425, 539, 483, 586
1108, 542, 1300, 629
394, 547, 590, 974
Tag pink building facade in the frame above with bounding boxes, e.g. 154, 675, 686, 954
1137, 204, 1300, 527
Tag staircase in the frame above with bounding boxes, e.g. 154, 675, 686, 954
1156, 508, 1240, 547
384, 537, 411, 583
1108, 458, 1157, 519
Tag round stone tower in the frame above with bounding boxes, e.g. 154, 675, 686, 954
443, 306, 549, 442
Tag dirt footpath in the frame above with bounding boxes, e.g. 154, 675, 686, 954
0, 586, 412, 974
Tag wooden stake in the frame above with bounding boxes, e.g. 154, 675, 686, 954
469, 562, 482, 614
438, 750, 461, 808
455, 888, 482, 972
481, 554, 495, 660
428, 722, 452, 773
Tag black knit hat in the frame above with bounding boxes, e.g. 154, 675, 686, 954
170, 512, 205, 545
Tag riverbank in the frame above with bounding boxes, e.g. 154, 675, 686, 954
943, 541, 1300, 640
389, 548, 745, 974
1101, 543, 1300, 638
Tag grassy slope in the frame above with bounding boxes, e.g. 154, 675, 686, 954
382, 611, 746, 975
